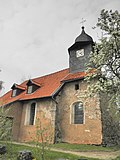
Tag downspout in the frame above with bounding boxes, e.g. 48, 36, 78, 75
51, 82, 65, 143
51, 95, 58, 143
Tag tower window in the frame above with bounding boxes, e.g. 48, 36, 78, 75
71, 102, 84, 124
75, 84, 79, 90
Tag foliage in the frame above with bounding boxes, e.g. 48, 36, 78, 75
85, 9, 120, 146
0, 69, 3, 91
86, 9, 120, 107
0, 81, 3, 91
112, 156, 120, 160
0, 107, 13, 141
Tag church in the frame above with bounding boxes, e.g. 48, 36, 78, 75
0, 27, 105, 144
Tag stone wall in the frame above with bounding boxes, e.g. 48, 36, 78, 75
55, 80, 102, 144
4, 80, 115, 145
18, 98, 56, 143
6, 102, 23, 141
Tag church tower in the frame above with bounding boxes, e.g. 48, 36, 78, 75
68, 26, 93, 73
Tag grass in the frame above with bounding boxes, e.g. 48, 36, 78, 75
50, 143, 119, 152
0, 141, 104, 160
0, 141, 120, 160
27, 140, 120, 152
113, 156, 120, 160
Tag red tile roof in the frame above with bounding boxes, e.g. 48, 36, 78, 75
0, 68, 87, 106
26, 79, 41, 87
61, 71, 85, 82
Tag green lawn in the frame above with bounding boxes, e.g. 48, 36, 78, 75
113, 156, 120, 160
0, 142, 102, 160
50, 143, 119, 152
0, 141, 120, 160
27, 140, 119, 152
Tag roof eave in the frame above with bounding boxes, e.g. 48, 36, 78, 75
51, 76, 85, 98
51, 83, 65, 97
19, 95, 52, 102
61, 76, 84, 83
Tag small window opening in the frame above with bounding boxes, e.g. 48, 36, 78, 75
12, 89, 17, 97
29, 103, 36, 125
27, 85, 33, 94
75, 84, 79, 90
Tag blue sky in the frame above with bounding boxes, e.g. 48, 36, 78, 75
0, 0, 120, 95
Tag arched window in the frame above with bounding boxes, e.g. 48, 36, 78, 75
29, 103, 36, 125
72, 101, 84, 124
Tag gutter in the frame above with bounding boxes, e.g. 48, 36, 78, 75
51, 76, 84, 98
61, 76, 84, 83
51, 82, 65, 98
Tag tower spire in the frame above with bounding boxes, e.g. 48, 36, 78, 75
68, 23, 93, 73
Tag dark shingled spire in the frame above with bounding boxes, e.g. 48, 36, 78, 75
75, 26, 93, 43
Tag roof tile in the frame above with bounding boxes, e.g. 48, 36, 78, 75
0, 68, 88, 106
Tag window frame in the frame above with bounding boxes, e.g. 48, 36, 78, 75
24, 102, 37, 125
27, 85, 33, 94
12, 89, 17, 97
70, 101, 84, 125
29, 102, 36, 125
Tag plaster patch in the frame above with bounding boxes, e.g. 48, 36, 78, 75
85, 129, 90, 132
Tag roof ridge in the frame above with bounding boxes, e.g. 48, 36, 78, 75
60, 72, 70, 82
33, 68, 69, 81
13, 68, 69, 88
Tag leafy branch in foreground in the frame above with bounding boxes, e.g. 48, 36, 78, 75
0, 69, 3, 91
30, 111, 53, 160
0, 107, 13, 141
86, 9, 120, 104
85, 9, 120, 146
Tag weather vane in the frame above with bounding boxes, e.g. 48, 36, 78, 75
80, 18, 86, 27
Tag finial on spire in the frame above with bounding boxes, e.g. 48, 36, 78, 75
82, 26, 84, 30
80, 18, 86, 28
